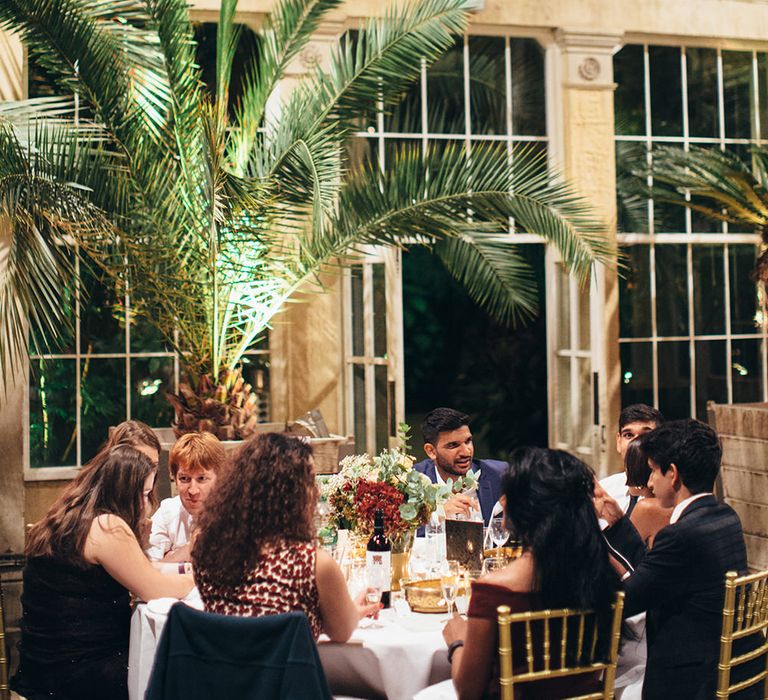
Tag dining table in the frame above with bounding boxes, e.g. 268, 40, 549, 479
127, 588, 452, 700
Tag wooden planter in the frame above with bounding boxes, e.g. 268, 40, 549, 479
708, 401, 768, 571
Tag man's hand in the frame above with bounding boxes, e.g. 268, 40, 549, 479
593, 481, 624, 527
443, 493, 479, 518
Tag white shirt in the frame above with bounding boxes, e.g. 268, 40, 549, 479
146, 496, 194, 561
599, 471, 631, 514
669, 492, 713, 524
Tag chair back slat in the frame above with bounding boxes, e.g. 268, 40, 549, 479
525, 619, 534, 673
717, 568, 768, 699
496, 592, 624, 700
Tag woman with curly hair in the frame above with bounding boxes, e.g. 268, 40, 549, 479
441, 447, 622, 700
12, 445, 193, 700
193, 432, 379, 642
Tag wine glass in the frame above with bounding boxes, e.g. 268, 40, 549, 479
454, 573, 471, 617
440, 560, 460, 619
489, 516, 510, 548
482, 556, 506, 576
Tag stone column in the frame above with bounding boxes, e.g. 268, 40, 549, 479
0, 30, 25, 553
268, 19, 348, 434
555, 29, 623, 476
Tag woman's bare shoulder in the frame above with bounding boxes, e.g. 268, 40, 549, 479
482, 553, 535, 593
88, 514, 133, 541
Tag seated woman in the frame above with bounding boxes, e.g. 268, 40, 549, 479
193, 432, 379, 642
624, 438, 672, 547
147, 431, 226, 562
443, 448, 622, 700
11, 445, 194, 700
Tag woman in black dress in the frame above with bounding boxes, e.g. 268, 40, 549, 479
11, 442, 194, 700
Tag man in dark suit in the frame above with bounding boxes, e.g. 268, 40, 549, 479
596, 419, 759, 700
412, 407, 506, 524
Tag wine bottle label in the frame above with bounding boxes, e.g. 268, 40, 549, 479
366, 550, 391, 592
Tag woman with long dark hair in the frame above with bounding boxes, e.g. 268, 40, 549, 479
442, 447, 622, 700
12, 445, 193, 700
193, 432, 379, 641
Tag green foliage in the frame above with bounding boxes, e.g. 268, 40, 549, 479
0, 0, 614, 397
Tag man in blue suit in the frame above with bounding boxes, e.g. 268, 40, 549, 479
413, 407, 507, 524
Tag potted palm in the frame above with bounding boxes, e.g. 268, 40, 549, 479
0, 0, 614, 440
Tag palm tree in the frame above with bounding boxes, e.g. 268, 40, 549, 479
0, 0, 614, 438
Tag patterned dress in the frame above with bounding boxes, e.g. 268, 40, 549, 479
197, 540, 323, 639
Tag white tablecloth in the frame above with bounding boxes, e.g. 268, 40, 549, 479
128, 590, 451, 700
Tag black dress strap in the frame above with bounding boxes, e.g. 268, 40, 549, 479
626, 494, 639, 517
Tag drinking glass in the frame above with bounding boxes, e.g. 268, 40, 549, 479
440, 560, 460, 619
481, 556, 506, 575
489, 516, 510, 548
454, 573, 471, 617
362, 571, 384, 628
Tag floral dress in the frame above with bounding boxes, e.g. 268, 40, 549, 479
197, 540, 323, 639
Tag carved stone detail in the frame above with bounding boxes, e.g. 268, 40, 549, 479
578, 57, 601, 81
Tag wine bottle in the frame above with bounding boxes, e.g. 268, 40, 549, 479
366, 509, 391, 608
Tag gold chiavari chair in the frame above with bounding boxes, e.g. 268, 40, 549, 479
716, 569, 768, 699
497, 591, 624, 700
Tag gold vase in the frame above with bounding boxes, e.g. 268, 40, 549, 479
390, 529, 415, 591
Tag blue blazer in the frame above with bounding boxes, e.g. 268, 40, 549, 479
413, 458, 507, 524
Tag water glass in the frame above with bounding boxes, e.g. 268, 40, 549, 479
489, 516, 510, 548
440, 560, 460, 619
425, 517, 446, 564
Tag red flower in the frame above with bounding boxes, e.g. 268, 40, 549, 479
353, 480, 408, 537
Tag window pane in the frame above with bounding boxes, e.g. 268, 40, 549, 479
241, 353, 271, 423
350, 266, 364, 356
575, 358, 593, 450
510, 38, 545, 136
31, 256, 76, 355
619, 244, 652, 338
616, 142, 649, 234
427, 36, 464, 134
29, 359, 77, 468
649, 46, 683, 137
352, 364, 367, 452
722, 51, 754, 140
131, 358, 175, 427
81, 358, 127, 462
652, 145, 686, 233
658, 341, 691, 419
620, 343, 653, 408
693, 246, 725, 335
130, 317, 168, 353
468, 36, 506, 136
614, 45, 645, 136
695, 340, 726, 420
655, 244, 689, 336
375, 365, 389, 451
732, 339, 762, 404
758, 53, 768, 139
385, 70, 421, 134
555, 357, 572, 446
555, 264, 570, 349
373, 264, 387, 358
80, 264, 124, 354
730, 245, 760, 334
686, 47, 720, 138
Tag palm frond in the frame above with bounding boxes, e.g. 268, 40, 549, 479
432, 233, 539, 325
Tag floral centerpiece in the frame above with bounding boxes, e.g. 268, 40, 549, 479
322, 426, 478, 549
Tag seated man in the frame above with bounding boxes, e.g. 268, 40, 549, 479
600, 403, 663, 513
146, 431, 226, 562
596, 419, 759, 700
413, 407, 507, 523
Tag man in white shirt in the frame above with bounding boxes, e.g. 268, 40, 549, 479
146, 431, 226, 561
600, 404, 664, 512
